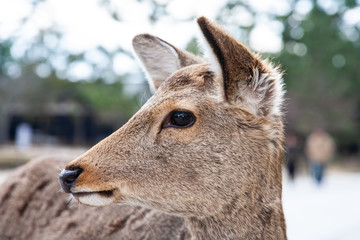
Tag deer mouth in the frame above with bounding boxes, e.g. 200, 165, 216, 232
72, 189, 116, 206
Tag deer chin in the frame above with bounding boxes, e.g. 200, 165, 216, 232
72, 189, 117, 206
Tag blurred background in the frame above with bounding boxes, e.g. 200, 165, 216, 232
0, 0, 359, 239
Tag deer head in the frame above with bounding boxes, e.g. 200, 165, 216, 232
59, 17, 286, 238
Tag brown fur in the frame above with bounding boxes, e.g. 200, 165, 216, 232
0, 156, 189, 240
62, 17, 287, 239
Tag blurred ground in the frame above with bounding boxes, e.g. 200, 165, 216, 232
0, 145, 359, 240
0, 144, 86, 184
283, 172, 360, 240
0, 144, 87, 168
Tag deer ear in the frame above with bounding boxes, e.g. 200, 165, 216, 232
197, 17, 284, 117
132, 34, 203, 92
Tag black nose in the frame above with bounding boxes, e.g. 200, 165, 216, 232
59, 167, 83, 193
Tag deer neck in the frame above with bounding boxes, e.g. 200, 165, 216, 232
185, 198, 287, 240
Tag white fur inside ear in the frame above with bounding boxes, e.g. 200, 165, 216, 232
244, 67, 285, 117
159, 40, 179, 60
196, 24, 225, 101
132, 35, 181, 92
195, 26, 222, 77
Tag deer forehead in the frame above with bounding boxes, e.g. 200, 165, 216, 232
142, 64, 220, 111
160, 64, 217, 92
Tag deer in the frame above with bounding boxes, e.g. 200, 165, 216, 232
59, 17, 287, 240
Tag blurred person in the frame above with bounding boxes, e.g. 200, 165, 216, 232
15, 123, 33, 150
285, 132, 300, 181
305, 129, 335, 185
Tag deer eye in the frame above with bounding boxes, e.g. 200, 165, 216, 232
162, 111, 196, 129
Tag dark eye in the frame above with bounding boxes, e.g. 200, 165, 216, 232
162, 111, 196, 128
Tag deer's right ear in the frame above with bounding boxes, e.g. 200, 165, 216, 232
132, 34, 203, 92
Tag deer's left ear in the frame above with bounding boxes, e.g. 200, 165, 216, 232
133, 34, 204, 92
197, 17, 284, 117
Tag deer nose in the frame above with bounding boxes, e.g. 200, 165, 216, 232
59, 167, 83, 193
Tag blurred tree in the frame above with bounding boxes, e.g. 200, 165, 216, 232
208, 0, 360, 148
75, 79, 139, 125
1, 0, 360, 149
0, 1, 143, 143
277, 0, 360, 143
0, 41, 15, 142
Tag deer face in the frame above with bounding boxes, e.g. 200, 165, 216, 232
59, 17, 285, 218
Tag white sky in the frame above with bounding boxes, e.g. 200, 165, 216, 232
0, 0, 285, 53
0, 0, 359, 80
